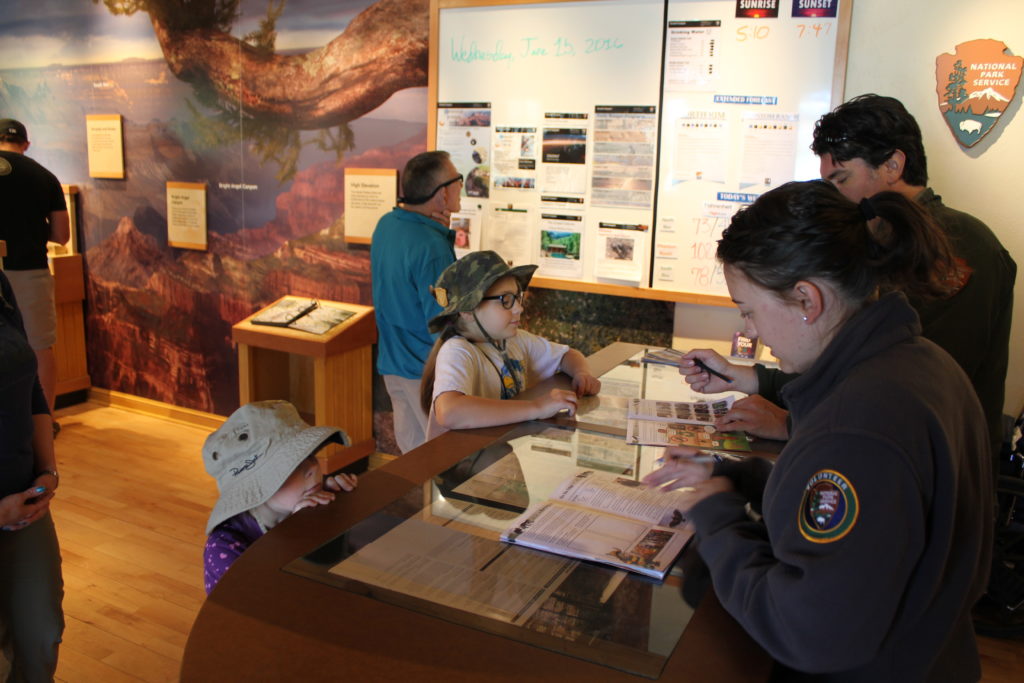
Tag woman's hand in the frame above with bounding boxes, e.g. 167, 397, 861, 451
679, 349, 757, 395
642, 446, 714, 491
0, 484, 54, 531
716, 394, 790, 440
672, 477, 735, 512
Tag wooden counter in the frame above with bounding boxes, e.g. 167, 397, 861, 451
181, 343, 772, 682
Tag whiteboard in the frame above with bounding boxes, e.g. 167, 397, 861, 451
654, 0, 845, 297
431, 0, 850, 302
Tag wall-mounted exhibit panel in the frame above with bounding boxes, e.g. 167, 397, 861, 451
430, 0, 850, 305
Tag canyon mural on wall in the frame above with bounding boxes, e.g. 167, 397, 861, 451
1, 0, 673, 452
1, 1, 427, 437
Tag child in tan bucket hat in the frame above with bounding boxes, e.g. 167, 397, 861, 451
419, 250, 601, 440
202, 400, 357, 594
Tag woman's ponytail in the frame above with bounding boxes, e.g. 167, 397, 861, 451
864, 191, 959, 300
717, 181, 959, 307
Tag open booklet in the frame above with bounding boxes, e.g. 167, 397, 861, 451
641, 348, 688, 366
626, 420, 752, 450
251, 298, 355, 334
626, 397, 751, 450
500, 470, 694, 580
628, 397, 733, 425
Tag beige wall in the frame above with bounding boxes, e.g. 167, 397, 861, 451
845, 0, 1023, 416
675, 0, 1023, 418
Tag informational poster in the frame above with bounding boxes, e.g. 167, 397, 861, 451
492, 126, 538, 191
540, 114, 589, 195
540, 195, 586, 212
451, 205, 482, 259
591, 106, 657, 209
653, 1, 844, 297
482, 205, 531, 266
85, 114, 124, 179
166, 181, 207, 251
665, 20, 722, 91
672, 111, 730, 184
537, 213, 583, 279
437, 102, 492, 198
594, 222, 647, 283
433, 0, 847, 297
738, 111, 799, 189
342, 168, 397, 244
434, 0, 666, 287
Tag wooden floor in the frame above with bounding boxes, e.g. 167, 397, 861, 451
30, 401, 1023, 681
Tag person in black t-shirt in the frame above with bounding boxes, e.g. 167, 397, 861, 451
0, 119, 70, 435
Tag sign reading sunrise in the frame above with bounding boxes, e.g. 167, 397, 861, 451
935, 39, 1021, 148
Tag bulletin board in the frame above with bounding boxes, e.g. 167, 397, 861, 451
429, 0, 851, 306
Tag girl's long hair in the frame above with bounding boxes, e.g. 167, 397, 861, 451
420, 315, 465, 415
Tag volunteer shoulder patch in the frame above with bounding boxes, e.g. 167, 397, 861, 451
798, 469, 859, 543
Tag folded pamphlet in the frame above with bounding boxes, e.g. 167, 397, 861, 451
500, 470, 694, 580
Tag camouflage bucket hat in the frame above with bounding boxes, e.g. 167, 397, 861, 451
428, 251, 538, 333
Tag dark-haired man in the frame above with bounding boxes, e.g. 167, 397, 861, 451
813, 94, 1015, 460
370, 150, 461, 453
0, 119, 70, 435
713, 95, 1015, 462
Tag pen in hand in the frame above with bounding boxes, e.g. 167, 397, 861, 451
654, 453, 719, 466
694, 358, 733, 384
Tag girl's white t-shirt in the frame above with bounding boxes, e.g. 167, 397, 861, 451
426, 330, 569, 440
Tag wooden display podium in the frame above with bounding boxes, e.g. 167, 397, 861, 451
0, 236, 90, 398
51, 253, 91, 396
232, 297, 376, 473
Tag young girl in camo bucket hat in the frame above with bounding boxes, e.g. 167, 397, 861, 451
419, 250, 601, 440
202, 400, 358, 594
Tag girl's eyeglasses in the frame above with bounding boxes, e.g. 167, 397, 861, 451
481, 291, 526, 309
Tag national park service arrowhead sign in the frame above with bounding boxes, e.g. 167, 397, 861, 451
935, 39, 1021, 148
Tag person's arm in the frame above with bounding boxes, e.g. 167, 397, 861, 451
0, 486, 52, 529
48, 210, 70, 246
0, 277, 58, 530
434, 388, 578, 430
558, 348, 601, 396
6, 413, 61, 531
716, 394, 791, 441
688, 434, 924, 672
643, 449, 773, 513
31, 413, 57, 490
754, 364, 798, 406
680, 349, 758, 395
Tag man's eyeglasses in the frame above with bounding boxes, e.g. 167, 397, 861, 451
481, 291, 526, 309
399, 174, 464, 205
430, 174, 463, 196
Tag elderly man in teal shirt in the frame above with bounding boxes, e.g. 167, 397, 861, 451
371, 151, 462, 453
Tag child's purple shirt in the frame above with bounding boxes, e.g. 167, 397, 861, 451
204, 511, 265, 595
